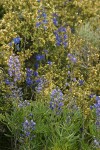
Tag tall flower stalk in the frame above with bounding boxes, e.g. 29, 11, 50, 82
8, 54, 21, 82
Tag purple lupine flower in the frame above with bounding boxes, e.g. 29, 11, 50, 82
30, 120, 36, 129
35, 78, 44, 93
9, 86, 23, 101
96, 96, 100, 101
23, 120, 29, 129
94, 139, 100, 147
8, 54, 21, 82
50, 88, 64, 113
18, 100, 30, 108
22, 118, 36, 138
25, 132, 30, 137
94, 96, 100, 129
8, 55, 14, 77
5, 79, 10, 85
58, 102, 64, 107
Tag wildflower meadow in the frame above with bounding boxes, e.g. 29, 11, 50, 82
0, 0, 100, 150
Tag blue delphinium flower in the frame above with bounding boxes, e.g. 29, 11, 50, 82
13, 37, 21, 44
53, 17, 58, 26
58, 27, 66, 32
52, 13, 58, 26
54, 27, 68, 47
50, 88, 64, 113
34, 63, 39, 70
36, 9, 48, 29
33, 71, 38, 77
35, 78, 41, 84
54, 31, 62, 46
36, 54, 45, 61
26, 78, 33, 86
26, 68, 33, 86
9, 37, 21, 51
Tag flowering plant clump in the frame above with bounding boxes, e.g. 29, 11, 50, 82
50, 88, 64, 113
0, 0, 100, 149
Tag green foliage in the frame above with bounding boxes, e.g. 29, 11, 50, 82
3, 99, 98, 150
0, 0, 100, 149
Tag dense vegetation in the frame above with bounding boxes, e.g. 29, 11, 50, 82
0, 0, 100, 149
